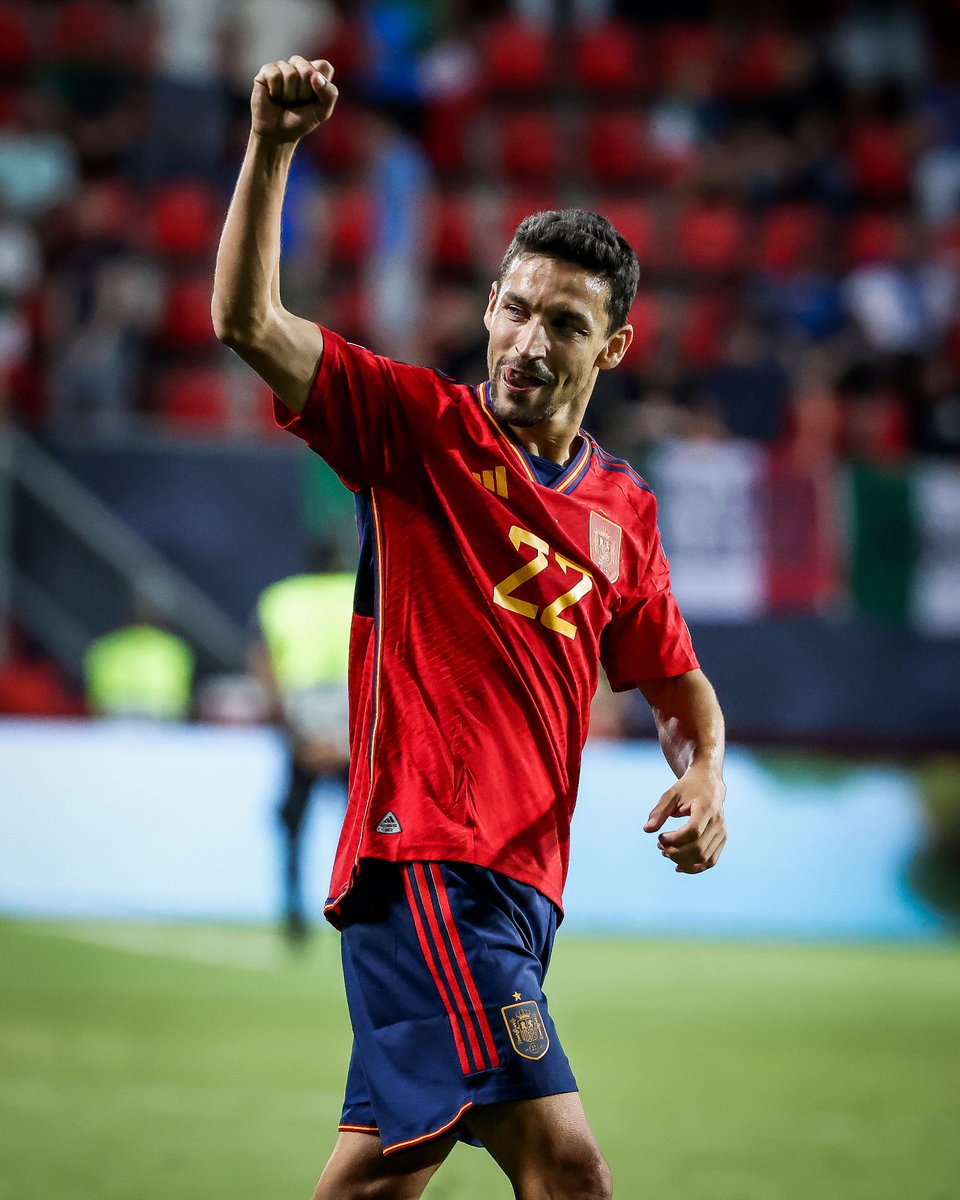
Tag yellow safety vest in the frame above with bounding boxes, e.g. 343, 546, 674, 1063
256, 573, 354, 690
85, 624, 194, 720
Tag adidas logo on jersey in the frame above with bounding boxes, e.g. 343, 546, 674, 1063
472, 466, 508, 498
376, 811, 402, 835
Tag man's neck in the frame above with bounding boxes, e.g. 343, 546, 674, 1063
509, 426, 581, 466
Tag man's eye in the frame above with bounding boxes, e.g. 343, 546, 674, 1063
504, 304, 524, 316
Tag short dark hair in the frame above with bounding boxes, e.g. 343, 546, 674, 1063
498, 209, 640, 334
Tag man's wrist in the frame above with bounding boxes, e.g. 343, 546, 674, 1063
248, 131, 300, 163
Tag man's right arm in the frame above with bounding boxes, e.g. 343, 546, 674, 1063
211, 56, 339, 414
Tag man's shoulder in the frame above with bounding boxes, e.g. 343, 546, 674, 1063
586, 438, 656, 502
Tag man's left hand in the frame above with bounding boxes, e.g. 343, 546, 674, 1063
643, 765, 726, 874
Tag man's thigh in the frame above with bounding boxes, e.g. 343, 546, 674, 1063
312, 1130, 456, 1200
466, 1092, 611, 1197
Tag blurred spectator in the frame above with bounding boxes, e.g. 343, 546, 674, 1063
46, 182, 165, 435
229, 0, 335, 95
85, 619, 194, 720
251, 542, 353, 944
842, 218, 958, 356
138, 0, 229, 181
829, 0, 929, 94
363, 107, 431, 361
0, 101, 79, 218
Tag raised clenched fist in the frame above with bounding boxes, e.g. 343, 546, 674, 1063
251, 56, 339, 145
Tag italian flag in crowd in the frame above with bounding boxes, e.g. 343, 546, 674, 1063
646, 444, 960, 637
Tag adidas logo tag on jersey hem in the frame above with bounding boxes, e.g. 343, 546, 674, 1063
376, 811, 402, 834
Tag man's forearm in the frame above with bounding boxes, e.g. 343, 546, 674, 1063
639, 669, 725, 780
212, 134, 295, 344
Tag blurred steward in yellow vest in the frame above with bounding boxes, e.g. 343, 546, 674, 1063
85, 624, 194, 720
251, 543, 354, 944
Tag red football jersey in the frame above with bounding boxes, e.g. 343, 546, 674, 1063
276, 329, 698, 919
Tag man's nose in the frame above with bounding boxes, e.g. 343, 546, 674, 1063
514, 317, 547, 359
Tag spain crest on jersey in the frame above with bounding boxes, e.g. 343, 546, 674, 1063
501, 1000, 550, 1060
589, 512, 622, 583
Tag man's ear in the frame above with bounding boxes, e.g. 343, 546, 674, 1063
596, 324, 634, 371
483, 281, 498, 331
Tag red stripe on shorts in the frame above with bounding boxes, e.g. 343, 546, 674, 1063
402, 866, 472, 1075
411, 863, 487, 1073
427, 863, 501, 1069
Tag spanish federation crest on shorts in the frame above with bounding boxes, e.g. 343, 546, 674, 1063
501, 1000, 549, 1060
589, 512, 622, 583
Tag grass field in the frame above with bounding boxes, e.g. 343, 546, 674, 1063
0, 920, 957, 1199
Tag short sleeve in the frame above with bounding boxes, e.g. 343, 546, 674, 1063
600, 511, 699, 691
274, 327, 426, 492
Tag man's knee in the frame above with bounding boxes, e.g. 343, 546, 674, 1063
517, 1140, 613, 1199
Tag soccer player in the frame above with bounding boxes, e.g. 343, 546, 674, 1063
213, 56, 728, 1200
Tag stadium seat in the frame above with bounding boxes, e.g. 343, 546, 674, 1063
574, 22, 644, 97
498, 190, 560, 248
158, 276, 217, 351
595, 199, 656, 269
680, 293, 728, 368
658, 23, 721, 93
620, 292, 661, 370
422, 97, 476, 179
148, 182, 220, 260
585, 110, 649, 187
677, 202, 746, 274
309, 104, 365, 178
844, 211, 901, 265
723, 28, 792, 98
326, 185, 373, 266
0, 4, 31, 73
494, 109, 560, 185
847, 121, 912, 203
758, 204, 828, 273
482, 17, 553, 96
50, 0, 123, 60
155, 366, 227, 430
429, 192, 476, 274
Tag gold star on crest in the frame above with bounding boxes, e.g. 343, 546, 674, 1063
512, 991, 522, 1001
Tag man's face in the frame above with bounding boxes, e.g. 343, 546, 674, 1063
484, 253, 630, 432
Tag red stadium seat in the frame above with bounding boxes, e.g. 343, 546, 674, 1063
658, 24, 721, 93
677, 202, 745, 274
148, 182, 220, 259
758, 204, 828, 273
498, 190, 560, 248
429, 192, 476, 274
574, 22, 644, 97
422, 97, 477, 178
494, 109, 560, 184
585, 110, 649, 187
844, 211, 901, 265
680, 294, 728, 368
309, 104, 366, 178
0, 4, 31, 71
846, 121, 912, 203
155, 366, 227, 430
326, 185, 373, 265
595, 199, 656, 269
483, 17, 553, 96
620, 292, 661, 370
676, 204, 744, 274
723, 28, 792, 98
159, 276, 217, 350
50, 0, 123, 60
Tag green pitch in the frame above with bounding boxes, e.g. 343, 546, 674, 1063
1, 920, 957, 1200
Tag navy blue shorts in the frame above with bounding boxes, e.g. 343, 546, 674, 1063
337, 859, 577, 1155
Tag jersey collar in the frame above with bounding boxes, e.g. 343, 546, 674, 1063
475, 380, 593, 495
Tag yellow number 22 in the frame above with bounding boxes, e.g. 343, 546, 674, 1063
493, 525, 593, 640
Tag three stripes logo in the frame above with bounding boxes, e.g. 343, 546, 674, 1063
472, 466, 509, 498
376, 811, 401, 834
